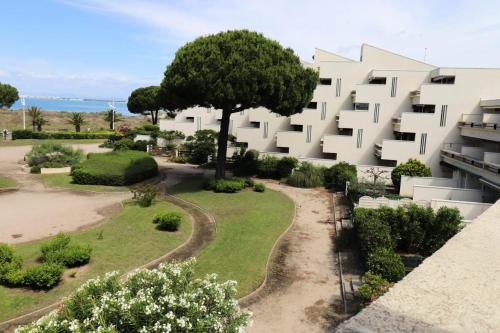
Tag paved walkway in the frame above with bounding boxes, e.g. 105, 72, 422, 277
0, 144, 129, 244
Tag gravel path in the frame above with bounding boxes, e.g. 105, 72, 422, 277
0, 144, 130, 244
245, 181, 343, 333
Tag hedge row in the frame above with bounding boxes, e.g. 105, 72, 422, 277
71, 150, 159, 186
12, 130, 118, 140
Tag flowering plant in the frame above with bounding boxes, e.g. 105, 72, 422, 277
16, 259, 249, 333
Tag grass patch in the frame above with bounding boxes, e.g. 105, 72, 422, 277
40, 173, 128, 192
0, 139, 105, 147
0, 177, 17, 188
0, 200, 192, 321
169, 178, 294, 297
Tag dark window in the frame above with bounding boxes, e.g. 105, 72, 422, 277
319, 78, 332, 85
338, 128, 353, 136
306, 102, 317, 109
431, 76, 455, 84
354, 103, 369, 111
413, 104, 436, 113
394, 132, 415, 141
292, 125, 303, 132
369, 77, 387, 84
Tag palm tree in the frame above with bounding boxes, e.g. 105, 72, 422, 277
29, 106, 48, 132
68, 112, 85, 132
103, 108, 122, 130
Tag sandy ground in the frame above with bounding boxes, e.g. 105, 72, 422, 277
246, 182, 343, 333
0, 144, 130, 244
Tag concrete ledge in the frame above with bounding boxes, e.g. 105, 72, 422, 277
40, 167, 71, 174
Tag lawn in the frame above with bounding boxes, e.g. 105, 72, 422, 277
169, 178, 294, 297
0, 177, 17, 188
0, 139, 105, 147
40, 173, 128, 192
0, 200, 192, 322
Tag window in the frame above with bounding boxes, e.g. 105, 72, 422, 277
390, 77, 398, 97
420, 133, 427, 155
374, 103, 380, 123
356, 129, 363, 148
263, 121, 269, 138
354, 103, 369, 111
440, 105, 448, 127
319, 78, 332, 85
369, 77, 387, 84
321, 102, 327, 120
306, 102, 317, 109
431, 76, 455, 84
413, 104, 436, 113
196, 117, 202, 131
336, 78, 342, 97
306, 125, 312, 143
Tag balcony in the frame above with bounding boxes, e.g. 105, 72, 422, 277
375, 139, 416, 162
236, 126, 260, 144
337, 109, 369, 129
480, 99, 500, 110
397, 111, 436, 133
276, 130, 303, 148
459, 113, 500, 142
322, 134, 355, 154
410, 90, 421, 104
392, 117, 401, 132
441, 143, 500, 185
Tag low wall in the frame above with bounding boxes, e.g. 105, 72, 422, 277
400, 176, 458, 197
413, 185, 482, 202
431, 199, 492, 221
40, 167, 71, 174
358, 196, 428, 209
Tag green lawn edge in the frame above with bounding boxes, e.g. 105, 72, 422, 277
40, 173, 129, 193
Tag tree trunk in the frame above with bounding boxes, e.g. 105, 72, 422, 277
37, 125, 42, 132
76, 125, 80, 133
109, 122, 113, 130
215, 110, 231, 179
151, 110, 158, 125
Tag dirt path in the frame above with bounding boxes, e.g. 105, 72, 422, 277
0, 144, 130, 244
245, 181, 343, 333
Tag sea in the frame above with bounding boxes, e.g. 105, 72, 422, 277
11, 98, 131, 115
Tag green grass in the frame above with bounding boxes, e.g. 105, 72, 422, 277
0, 200, 192, 321
0, 139, 105, 147
170, 178, 294, 297
0, 177, 17, 188
40, 173, 128, 192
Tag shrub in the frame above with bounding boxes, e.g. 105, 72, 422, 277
12, 130, 115, 140
170, 155, 188, 164
41, 233, 71, 258
353, 208, 395, 260
254, 183, 266, 192
257, 156, 279, 178
113, 138, 134, 150
0, 244, 23, 284
233, 149, 260, 176
276, 157, 298, 179
399, 204, 433, 253
244, 178, 255, 188
181, 130, 217, 165
41, 233, 92, 267
71, 150, 158, 186
358, 272, 391, 304
214, 178, 246, 193
26, 143, 84, 168
391, 158, 431, 192
366, 248, 405, 282
324, 162, 357, 190
17, 260, 249, 333
22, 263, 64, 289
153, 212, 182, 231
131, 185, 157, 207
421, 206, 462, 255
286, 162, 324, 188
30, 165, 41, 174
166, 143, 177, 150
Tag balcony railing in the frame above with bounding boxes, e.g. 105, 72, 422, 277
441, 143, 500, 175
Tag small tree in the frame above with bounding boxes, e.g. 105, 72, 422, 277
325, 162, 357, 190
103, 108, 122, 130
421, 206, 462, 255
127, 86, 161, 125
160, 30, 318, 178
68, 112, 85, 132
0, 82, 19, 109
391, 158, 431, 192
182, 129, 218, 165
29, 106, 48, 132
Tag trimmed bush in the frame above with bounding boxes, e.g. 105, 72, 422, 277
71, 150, 158, 186
353, 208, 395, 260
153, 212, 182, 231
22, 263, 64, 289
131, 185, 157, 207
399, 204, 433, 253
244, 178, 255, 188
257, 156, 279, 178
254, 183, 266, 192
324, 162, 357, 190
0, 244, 23, 284
286, 162, 324, 188
214, 178, 246, 193
30, 165, 41, 174
170, 156, 188, 164
366, 248, 405, 282
12, 130, 115, 140
391, 158, 431, 192
26, 143, 84, 168
421, 206, 462, 255
41, 233, 71, 258
358, 272, 391, 304
113, 138, 134, 150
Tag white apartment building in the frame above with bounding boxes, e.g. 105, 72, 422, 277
160, 44, 500, 200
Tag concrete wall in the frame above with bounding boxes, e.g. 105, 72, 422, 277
413, 185, 483, 202
430, 199, 492, 221
400, 176, 458, 197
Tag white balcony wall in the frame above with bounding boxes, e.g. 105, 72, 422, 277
484, 152, 500, 165
461, 113, 482, 123
482, 113, 500, 124
413, 185, 483, 202
399, 112, 437, 133
430, 199, 492, 221
461, 146, 485, 160
400, 176, 459, 197
380, 140, 417, 162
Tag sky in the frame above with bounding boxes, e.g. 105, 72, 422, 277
1, 0, 500, 99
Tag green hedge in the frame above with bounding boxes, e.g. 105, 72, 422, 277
71, 150, 158, 186
12, 130, 117, 140
153, 212, 182, 231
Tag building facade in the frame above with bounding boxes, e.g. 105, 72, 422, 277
160, 44, 500, 197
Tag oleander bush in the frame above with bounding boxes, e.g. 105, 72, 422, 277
366, 248, 405, 282
12, 130, 116, 140
22, 263, 64, 290
286, 162, 325, 188
16, 260, 250, 333
153, 212, 182, 231
26, 143, 84, 168
358, 272, 391, 304
254, 183, 266, 192
131, 185, 157, 207
71, 150, 158, 186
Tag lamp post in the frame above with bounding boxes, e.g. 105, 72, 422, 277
109, 100, 116, 131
